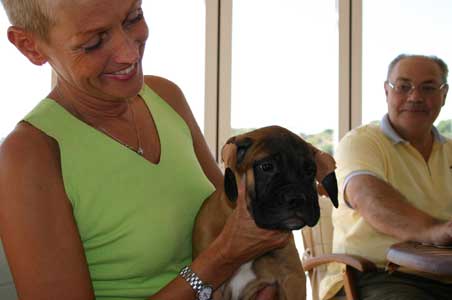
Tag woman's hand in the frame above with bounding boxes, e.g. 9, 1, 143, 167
213, 177, 291, 266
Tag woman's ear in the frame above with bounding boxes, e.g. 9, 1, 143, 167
7, 26, 48, 66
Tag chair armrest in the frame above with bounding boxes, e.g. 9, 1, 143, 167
302, 253, 377, 273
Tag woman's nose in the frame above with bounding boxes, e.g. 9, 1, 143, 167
112, 32, 140, 64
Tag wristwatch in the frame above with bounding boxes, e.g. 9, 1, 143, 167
179, 266, 213, 300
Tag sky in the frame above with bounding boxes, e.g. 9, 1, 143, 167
1, 0, 451, 140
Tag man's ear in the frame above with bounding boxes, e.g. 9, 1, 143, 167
442, 84, 449, 106
7, 26, 48, 66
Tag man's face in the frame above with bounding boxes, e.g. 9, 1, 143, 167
385, 57, 448, 137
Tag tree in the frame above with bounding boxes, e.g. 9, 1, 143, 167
437, 119, 452, 138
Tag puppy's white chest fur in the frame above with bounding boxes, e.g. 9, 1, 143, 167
229, 261, 256, 300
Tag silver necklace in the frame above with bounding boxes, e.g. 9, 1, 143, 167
98, 99, 144, 156
54, 88, 144, 156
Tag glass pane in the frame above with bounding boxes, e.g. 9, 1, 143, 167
0, 9, 52, 141
231, 0, 339, 155
141, 1, 206, 131
362, 0, 452, 138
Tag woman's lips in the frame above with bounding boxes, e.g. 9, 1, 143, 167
104, 63, 138, 81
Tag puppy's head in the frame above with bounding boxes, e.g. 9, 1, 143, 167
221, 126, 338, 231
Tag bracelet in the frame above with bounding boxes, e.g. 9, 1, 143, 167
179, 265, 213, 300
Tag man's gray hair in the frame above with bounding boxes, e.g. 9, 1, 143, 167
387, 54, 449, 84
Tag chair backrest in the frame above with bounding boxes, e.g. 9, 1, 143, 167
301, 195, 334, 300
0, 239, 17, 299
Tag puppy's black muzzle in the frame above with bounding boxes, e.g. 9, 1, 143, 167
249, 153, 321, 230
252, 183, 320, 231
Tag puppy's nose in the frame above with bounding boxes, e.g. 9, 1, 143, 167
284, 194, 305, 208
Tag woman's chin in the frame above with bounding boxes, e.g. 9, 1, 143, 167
100, 75, 144, 99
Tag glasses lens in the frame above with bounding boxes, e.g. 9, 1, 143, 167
395, 81, 413, 93
420, 83, 439, 95
392, 80, 444, 96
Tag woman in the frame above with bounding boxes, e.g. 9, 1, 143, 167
0, 0, 334, 299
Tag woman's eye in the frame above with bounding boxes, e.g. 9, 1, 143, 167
82, 32, 108, 52
125, 8, 144, 26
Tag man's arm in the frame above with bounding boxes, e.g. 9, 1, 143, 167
346, 174, 452, 246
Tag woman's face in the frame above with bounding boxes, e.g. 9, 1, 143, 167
42, 0, 148, 101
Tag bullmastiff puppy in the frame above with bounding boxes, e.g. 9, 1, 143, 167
193, 126, 338, 300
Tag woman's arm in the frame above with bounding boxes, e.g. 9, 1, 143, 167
0, 123, 95, 300
149, 178, 290, 299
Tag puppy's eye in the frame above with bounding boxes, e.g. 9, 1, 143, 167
237, 148, 247, 162
260, 162, 274, 172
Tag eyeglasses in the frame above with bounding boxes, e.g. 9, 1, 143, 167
387, 80, 448, 96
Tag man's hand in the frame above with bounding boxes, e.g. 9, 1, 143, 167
427, 220, 452, 246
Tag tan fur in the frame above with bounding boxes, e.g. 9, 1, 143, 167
193, 127, 307, 300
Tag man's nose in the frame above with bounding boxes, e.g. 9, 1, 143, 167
406, 86, 425, 102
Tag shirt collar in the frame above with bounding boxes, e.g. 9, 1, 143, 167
380, 114, 447, 145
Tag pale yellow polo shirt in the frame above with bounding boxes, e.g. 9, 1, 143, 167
319, 115, 452, 300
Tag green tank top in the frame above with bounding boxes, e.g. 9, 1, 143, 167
24, 84, 215, 299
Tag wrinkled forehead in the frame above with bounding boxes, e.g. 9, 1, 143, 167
51, 0, 140, 29
391, 57, 443, 83
233, 131, 311, 171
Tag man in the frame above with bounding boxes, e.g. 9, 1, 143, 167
320, 54, 452, 300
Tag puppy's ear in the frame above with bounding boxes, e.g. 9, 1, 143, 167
224, 167, 238, 202
321, 172, 339, 208
236, 137, 253, 165
221, 143, 238, 168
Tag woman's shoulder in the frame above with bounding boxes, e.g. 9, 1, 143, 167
143, 75, 184, 101
0, 122, 60, 176
143, 75, 192, 122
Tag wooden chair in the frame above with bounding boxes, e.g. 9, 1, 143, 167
301, 195, 377, 300
386, 241, 452, 278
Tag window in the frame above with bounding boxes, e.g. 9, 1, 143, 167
0, 9, 52, 141
362, 0, 452, 137
141, 0, 207, 131
230, 0, 339, 154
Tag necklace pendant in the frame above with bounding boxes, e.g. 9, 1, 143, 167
137, 147, 144, 156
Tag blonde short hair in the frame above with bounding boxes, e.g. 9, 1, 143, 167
1, 0, 55, 40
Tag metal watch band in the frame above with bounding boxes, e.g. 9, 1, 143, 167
179, 265, 213, 300
179, 265, 205, 293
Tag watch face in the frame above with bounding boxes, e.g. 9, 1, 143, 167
198, 286, 213, 300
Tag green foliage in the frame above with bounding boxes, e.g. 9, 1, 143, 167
229, 119, 452, 157
230, 127, 334, 155
437, 119, 452, 138
301, 129, 334, 155
231, 128, 256, 136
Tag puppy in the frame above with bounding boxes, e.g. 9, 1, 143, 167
193, 126, 338, 300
